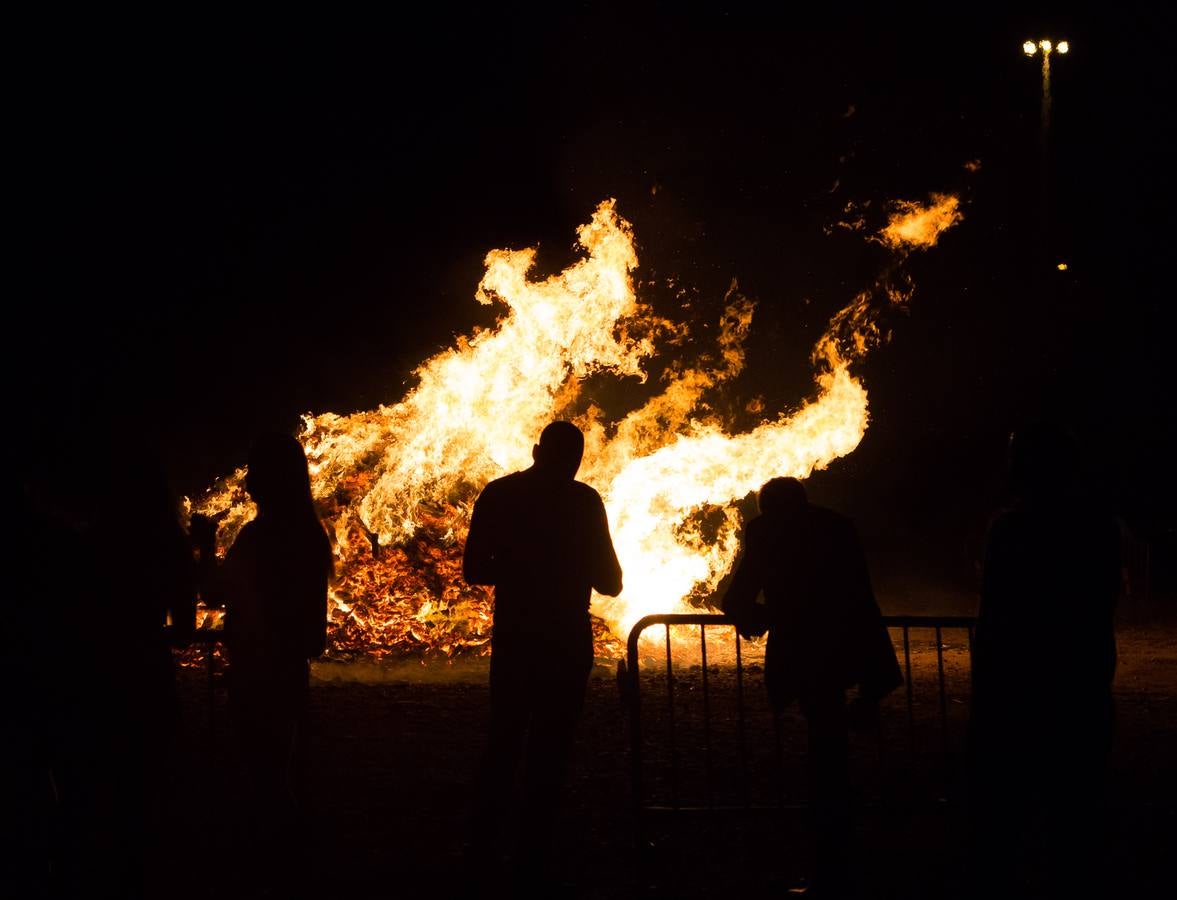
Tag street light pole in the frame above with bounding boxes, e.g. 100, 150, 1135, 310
1023, 38, 1069, 269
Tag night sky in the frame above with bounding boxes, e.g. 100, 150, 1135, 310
19, 7, 1174, 604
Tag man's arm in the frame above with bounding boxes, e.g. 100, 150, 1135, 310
722, 523, 767, 638
589, 494, 623, 597
463, 484, 500, 586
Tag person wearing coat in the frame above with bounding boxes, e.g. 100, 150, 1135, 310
723, 476, 901, 896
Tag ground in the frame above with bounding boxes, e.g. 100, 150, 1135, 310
156, 598, 1177, 899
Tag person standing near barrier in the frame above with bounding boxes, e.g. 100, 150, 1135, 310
462, 420, 623, 892
969, 423, 1120, 897
723, 476, 901, 897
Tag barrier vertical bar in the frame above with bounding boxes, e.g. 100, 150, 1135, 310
665, 623, 679, 811
966, 624, 976, 685
627, 620, 647, 852
935, 625, 949, 753
700, 624, 713, 810
934, 625, 953, 802
734, 628, 749, 810
903, 625, 915, 744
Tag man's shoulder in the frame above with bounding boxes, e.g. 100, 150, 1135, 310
569, 478, 605, 503
805, 504, 856, 535
806, 503, 848, 523
745, 515, 770, 537
750, 504, 851, 533
476, 469, 604, 510
477, 470, 528, 498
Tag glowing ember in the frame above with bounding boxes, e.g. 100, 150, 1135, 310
191, 196, 961, 659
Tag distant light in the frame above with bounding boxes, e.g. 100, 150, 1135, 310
1023, 40, 1038, 56
1057, 262, 1069, 271
1057, 41, 1069, 54
1039, 39, 1053, 53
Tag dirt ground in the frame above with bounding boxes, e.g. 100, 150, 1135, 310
156, 599, 1177, 899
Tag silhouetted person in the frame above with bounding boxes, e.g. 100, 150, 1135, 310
10, 481, 98, 897
12, 448, 197, 897
723, 477, 901, 898
86, 453, 197, 897
969, 424, 1120, 898
208, 431, 332, 894
462, 421, 622, 891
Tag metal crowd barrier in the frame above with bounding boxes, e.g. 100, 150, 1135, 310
618, 613, 977, 846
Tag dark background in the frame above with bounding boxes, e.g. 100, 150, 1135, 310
17, 6, 1175, 606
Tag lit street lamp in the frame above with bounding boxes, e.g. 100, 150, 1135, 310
1023, 37, 1069, 141
1023, 38, 1069, 56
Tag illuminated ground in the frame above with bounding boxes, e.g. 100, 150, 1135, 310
156, 599, 1176, 899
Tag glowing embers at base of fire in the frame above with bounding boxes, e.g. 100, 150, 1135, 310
192, 196, 961, 660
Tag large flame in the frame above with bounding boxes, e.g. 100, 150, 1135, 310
193, 195, 961, 658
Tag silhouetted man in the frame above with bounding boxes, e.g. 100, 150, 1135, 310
463, 420, 622, 888
723, 477, 901, 897
969, 424, 1120, 897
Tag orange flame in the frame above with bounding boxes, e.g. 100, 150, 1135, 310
192, 195, 961, 658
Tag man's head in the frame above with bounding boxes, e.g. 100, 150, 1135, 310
758, 476, 807, 518
532, 421, 585, 480
246, 430, 314, 513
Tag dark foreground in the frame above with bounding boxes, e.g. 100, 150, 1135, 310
145, 609, 1175, 899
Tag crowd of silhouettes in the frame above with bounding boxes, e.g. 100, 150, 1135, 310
8, 417, 1126, 898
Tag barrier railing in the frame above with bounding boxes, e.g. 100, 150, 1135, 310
618, 613, 977, 846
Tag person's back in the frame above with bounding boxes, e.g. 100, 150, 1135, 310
977, 498, 1119, 714
757, 504, 870, 695
726, 481, 899, 710
79, 452, 196, 892
213, 431, 332, 894
219, 432, 331, 675
724, 477, 899, 897
223, 513, 331, 683
466, 466, 619, 643
462, 420, 621, 891
974, 424, 1119, 733
969, 423, 1120, 897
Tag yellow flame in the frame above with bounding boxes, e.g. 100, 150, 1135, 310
1039, 39, 1053, 53
1057, 41, 1069, 54
1023, 41, 1037, 56
193, 195, 962, 657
